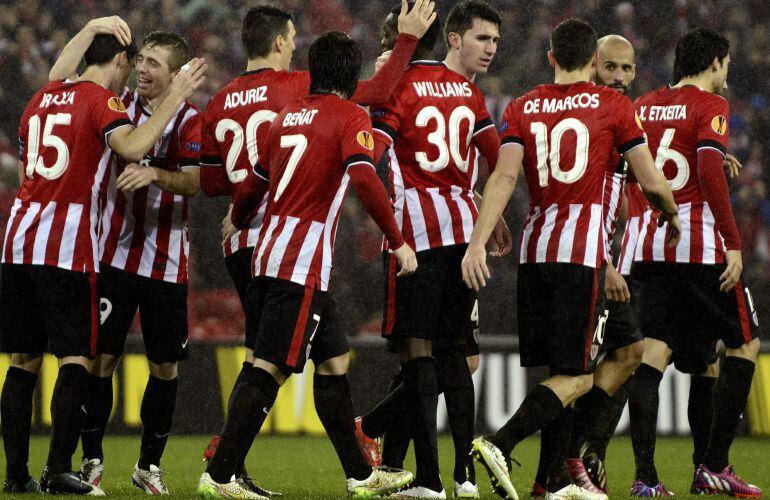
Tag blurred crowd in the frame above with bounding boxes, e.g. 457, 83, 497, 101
0, 0, 768, 339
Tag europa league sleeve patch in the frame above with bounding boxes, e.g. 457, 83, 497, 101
356, 131, 374, 150
711, 115, 727, 135
108, 96, 127, 113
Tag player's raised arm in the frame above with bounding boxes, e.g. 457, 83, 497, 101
49, 16, 131, 81
109, 58, 207, 162
462, 142, 523, 291
351, 0, 436, 106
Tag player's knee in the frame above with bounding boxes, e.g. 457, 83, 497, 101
93, 354, 119, 377
703, 359, 720, 378
575, 373, 595, 397
10, 353, 43, 374
466, 354, 480, 375
148, 361, 178, 380
315, 353, 349, 375
725, 337, 760, 362
621, 341, 644, 372
253, 358, 288, 385
641, 337, 671, 371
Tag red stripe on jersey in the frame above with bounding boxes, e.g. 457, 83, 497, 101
255, 217, 287, 277
100, 190, 126, 264
688, 205, 704, 264
583, 268, 599, 371
149, 191, 175, 281
44, 204, 68, 268
22, 205, 43, 263
123, 188, 149, 275
444, 190, 465, 244
275, 228, 306, 283
4, 202, 26, 263
285, 285, 315, 368
734, 281, 753, 344
570, 209, 589, 264
545, 205, 569, 262
73, 207, 91, 272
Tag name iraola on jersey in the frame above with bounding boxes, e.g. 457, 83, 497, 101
638, 105, 687, 121
523, 93, 600, 114
40, 91, 75, 107
412, 81, 472, 98
224, 86, 268, 110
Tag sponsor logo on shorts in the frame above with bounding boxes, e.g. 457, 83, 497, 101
590, 309, 609, 361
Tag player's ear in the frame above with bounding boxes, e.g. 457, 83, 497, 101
711, 56, 720, 72
447, 31, 461, 50
275, 34, 285, 54
547, 50, 556, 68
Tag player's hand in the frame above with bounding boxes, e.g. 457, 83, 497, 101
605, 263, 630, 302
657, 212, 681, 248
724, 153, 742, 180
462, 244, 490, 291
87, 16, 131, 46
489, 217, 513, 257
169, 58, 207, 100
720, 249, 743, 292
393, 243, 418, 277
397, 0, 437, 39
222, 204, 238, 245
375, 50, 392, 73
116, 164, 157, 192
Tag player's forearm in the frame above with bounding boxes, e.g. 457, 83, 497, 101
698, 149, 741, 250
17, 160, 24, 186
469, 168, 517, 250
352, 34, 418, 106
473, 126, 501, 171
49, 23, 98, 81
153, 167, 200, 197
114, 94, 187, 162
200, 167, 232, 197
349, 163, 404, 249
231, 172, 268, 229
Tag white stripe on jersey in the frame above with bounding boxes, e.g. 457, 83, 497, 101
583, 204, 602, 267
451, 185, 474, 242
676, 202, 691, 262
535, 205, 559, 263
557, 205, 582, 263
519, 207, 540, 262
254, 215, 280, 276
12, 202, 40, 264
320, 173, 350, 289
33, 202, 56, 265
290, 221, 324, 285
702, 203, 717, 264
404, 188, 430, 251
265, 216, 299, 278
634, 210, 653, 262
389, 147, 406, 233
617, 215, 640, 275
427, 187, 455, 247
60, 203, 84, 270
2, 200, 20, 258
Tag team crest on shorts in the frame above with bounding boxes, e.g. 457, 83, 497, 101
711, 115, 727, 135
107, 96, 127, 112
357, 131, 374, 150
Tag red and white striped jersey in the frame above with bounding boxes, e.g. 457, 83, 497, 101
602, 150, 627, 261
252, 94, 376, 291
500, 81, 646, 268
201, 69, 309, 256
633, 86, 730, 264
617, 181, 647, 275
371, 61, 495, 252
99, 89, 201, 283
3, 80, 131, 272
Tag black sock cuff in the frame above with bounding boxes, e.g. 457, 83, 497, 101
533, 384, 564, 409
147, 375, 178, 388
7, 366, 38, 385
59, 363, 89, 379
241, 361, 251, 371
636, 363, 664, 384
314, 373, 347, 387
724, 356, 755, 374
690, 375, 717, 391
250, 368, 280, 398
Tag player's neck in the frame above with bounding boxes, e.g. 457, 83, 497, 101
246, 55, 284, 73
673, 75, 714, 93
443, 54, 476, 82
554, 66, 592, 85
79, 66, 113, 89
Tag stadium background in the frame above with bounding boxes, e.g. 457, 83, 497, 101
0, 0, 769, 436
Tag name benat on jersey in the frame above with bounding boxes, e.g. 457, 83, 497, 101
282, 108, 318, 127
412, 81, 473, 98
638, 104, 687, 121
523, 93, 600, 114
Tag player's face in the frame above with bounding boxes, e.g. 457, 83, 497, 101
135, 44, 175, 100
279, 20, 297, 71
455, 19, 499, 75
713, 53, 730, 94
595, 44, 635, 95
381, 14, 399, 52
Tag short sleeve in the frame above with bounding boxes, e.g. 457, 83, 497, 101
178, 111, 202, 170
17, 114, 28, 161
200, 106, 223, 168
499, 98, 524, 147
473, 89, 495, 137
93, 91, 133, 144
253, 121, 272, 181
342, 107, 375, 170
613, 94, 646, 154
370, 91, 404, 146
696, 97, 729, 157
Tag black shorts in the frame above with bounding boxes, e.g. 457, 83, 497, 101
250, 276, 348, 375
382, 244, 477, 348
517, 263, 607, 375
97, 264, 189, 364
632, 262, 759, 374
0, 264, 98, 358
225, 247, 258, 349
601, 297, 643, 354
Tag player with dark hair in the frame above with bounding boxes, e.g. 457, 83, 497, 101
360, 1, 507, 497
198, 30, 419, 499
464, 18, 679, 500
628, 28, 761, 498
49, 22, 206, 494
198, 1, 436, 494
0, 29, 205, 495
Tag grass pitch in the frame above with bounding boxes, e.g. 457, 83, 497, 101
11, 435, 770, 498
